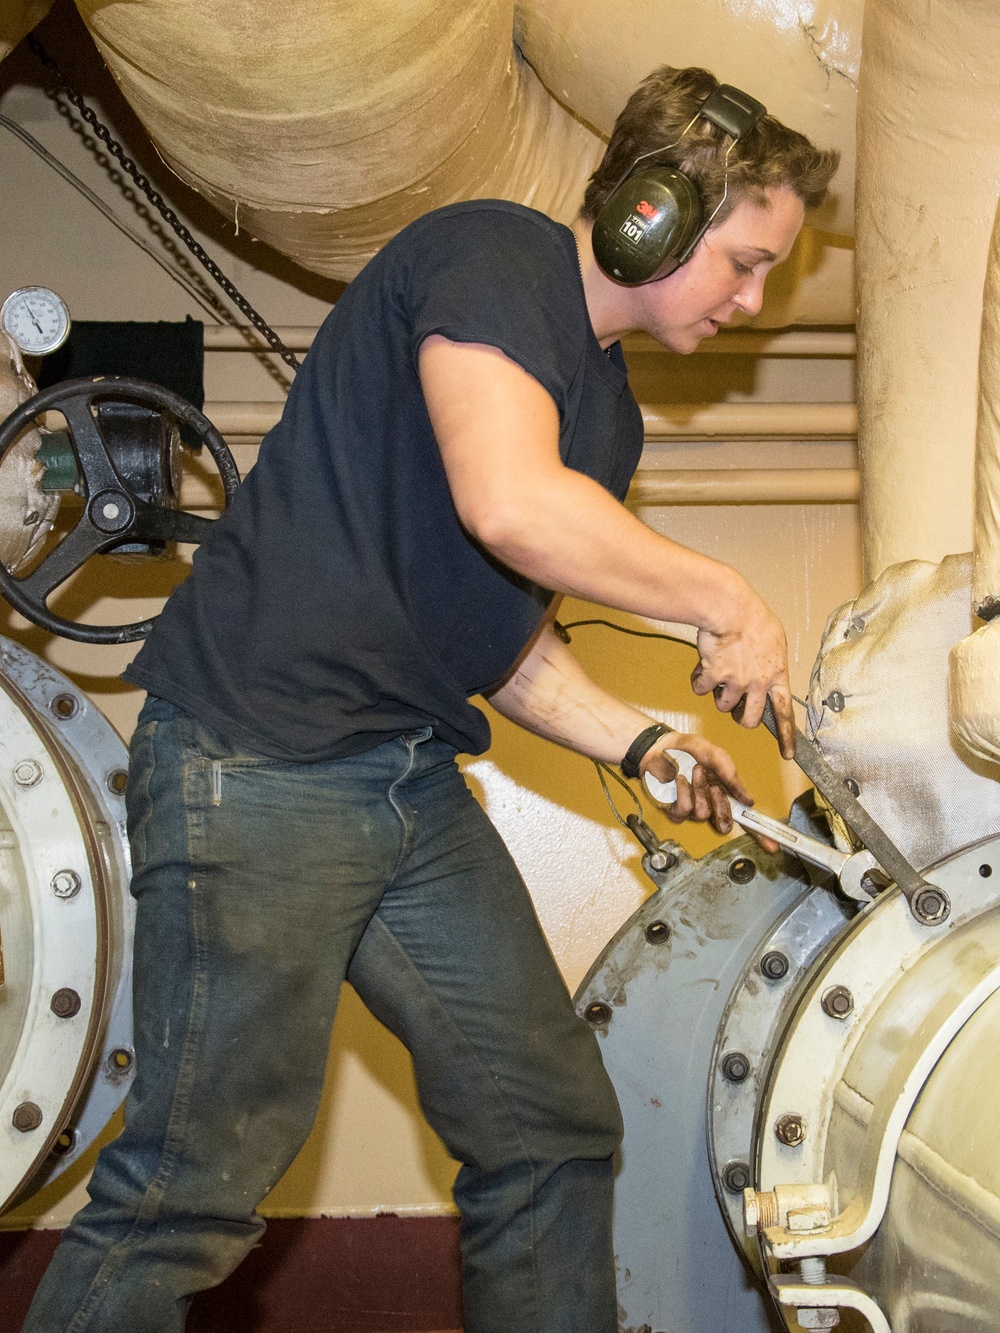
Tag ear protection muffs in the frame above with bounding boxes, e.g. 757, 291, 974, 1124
592, 84, 766, 286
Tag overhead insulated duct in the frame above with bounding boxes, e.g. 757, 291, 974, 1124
0, 0, 858, 322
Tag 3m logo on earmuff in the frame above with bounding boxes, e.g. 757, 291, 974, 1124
618, 200, 661, 247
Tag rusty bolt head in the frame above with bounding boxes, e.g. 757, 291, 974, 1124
721, 1051, 751, 1083
13, 1102, 43, 1132
728, 857, 757, 885
51, 988, 82, 1018
49, 693, 79, 720
584, 1002, 612, 1027
644, 920, 671, 945
722, 1160, 750, 1194
760, 950, 790, 981
821, 985, 854, 1020
774, 1113, 807, 1147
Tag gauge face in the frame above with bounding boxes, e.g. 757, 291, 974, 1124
1, 287, 71, 357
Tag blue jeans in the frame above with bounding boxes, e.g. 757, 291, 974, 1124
23, 697, 622, 1332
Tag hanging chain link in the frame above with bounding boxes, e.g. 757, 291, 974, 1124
28, 34, 301, 372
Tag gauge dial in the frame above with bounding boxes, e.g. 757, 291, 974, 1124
1, 287, 71, 357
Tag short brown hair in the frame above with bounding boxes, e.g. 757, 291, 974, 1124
582, 66, 839, 223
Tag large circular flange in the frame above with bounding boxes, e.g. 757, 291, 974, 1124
754, 835, 1000, 1260
575, 831, 815, 1333
0, 635, 133, 1210
707, 883, 852, 1265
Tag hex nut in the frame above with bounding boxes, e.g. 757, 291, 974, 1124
13, 1102, 43, 1132
774, 1113, 807, 1147
51, 988, 82, 1018
721, 1051, 751, 1083
821, 985, 854, 1020
728, 857, 757, 885
722, 1160, 750, 1194
51, 869, 82, 900
760, 950, 790, 981
13, 759, 43, 788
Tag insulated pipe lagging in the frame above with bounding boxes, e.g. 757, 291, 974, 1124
949, 197, 1000, 763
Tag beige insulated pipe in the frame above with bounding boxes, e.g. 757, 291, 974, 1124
0, 0, 53, 60
53, 0, 859, 320
73, 0, 602, 280
855, 0, 1000, 580
950, 201, 1000, 763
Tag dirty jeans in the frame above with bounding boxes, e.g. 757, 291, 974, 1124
22, 696, 623, 1333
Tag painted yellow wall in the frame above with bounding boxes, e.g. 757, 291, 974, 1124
0, 48, 860, 1226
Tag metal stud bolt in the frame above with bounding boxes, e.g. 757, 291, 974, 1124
774, 1113, 807, 1147
722, 1160, 750, 1194
721, 1051, 751, 1083
760, 950, 790, 981
821, 985, 854, 1020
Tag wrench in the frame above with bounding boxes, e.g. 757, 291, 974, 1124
644, 753, 883, 903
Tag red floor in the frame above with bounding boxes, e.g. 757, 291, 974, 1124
0, 1216, 463, 1332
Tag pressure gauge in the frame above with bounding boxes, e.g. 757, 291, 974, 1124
1, 286, 71, 356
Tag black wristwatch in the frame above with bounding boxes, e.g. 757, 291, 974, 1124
620, 723, 670, 780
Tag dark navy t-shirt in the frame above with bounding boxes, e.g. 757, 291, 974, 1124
125, 202, 644, 759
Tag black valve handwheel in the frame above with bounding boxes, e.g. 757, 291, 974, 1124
0, 376, 241, 644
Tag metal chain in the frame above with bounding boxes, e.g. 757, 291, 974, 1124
28, 34, 301, 372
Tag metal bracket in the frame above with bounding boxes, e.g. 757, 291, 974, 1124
771, 1275, 891, 1333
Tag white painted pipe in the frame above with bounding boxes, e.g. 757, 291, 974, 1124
204, 401, 857, 442
856, 0, 1000, 579
203, 326, 858, 358
949, 197, 1000, 762
180, 458, 857, 510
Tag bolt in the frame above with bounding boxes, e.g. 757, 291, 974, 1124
775, 1113, 807, 1147
51, 988, 82, 1018
49, 693, 79, 720
912, 885, 950, 925
821, 985, 854, 1020
106, 769, 128, 795
721, 1051, 751, 1083
13, 759, 42, 788
980, 864, 993, 878
800, 1256, 828, 1286
644, 920, 671, 945
760, 950, 790, 981
51, 869, 82, 900
12, 1102, 43, 1132
584, 1002, 611, 1027
843, 778, 860, 797
108, 1048, 134, 1073
648, 849, 677, 872
722, 1160, 750, 1194
824, 690, 845, 712
728, 857, 757, 885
